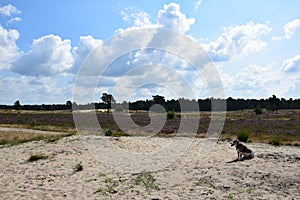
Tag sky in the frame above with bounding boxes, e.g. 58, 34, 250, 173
0, 0, 300, 104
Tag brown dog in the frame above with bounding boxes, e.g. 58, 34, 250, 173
231, 140, 254, 161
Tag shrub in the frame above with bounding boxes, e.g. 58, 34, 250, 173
271, 137, 281, 146
254, 105, 263, 115
167, 110, 176, 119
103, 129, 112, 136
238, 131, 250, 142
31, 119, 37, 127
17, 114, 23, 123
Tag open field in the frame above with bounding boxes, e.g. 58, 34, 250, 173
0, 109, 299, 145
0, 109, 299, 199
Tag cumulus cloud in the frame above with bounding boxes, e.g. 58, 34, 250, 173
72, 35, 103, 73
11, 34, 73, 76
284, 19, 300, 39
120, 3, 195, 34
157, 3, 195, 33
222, 64, 298, 98
202, 22, 271, 62
121, 8, 152, 27
0, 74, 73, 104
281, 54, 300, 72
0, 4, 21, 16
0, 24, 20, 69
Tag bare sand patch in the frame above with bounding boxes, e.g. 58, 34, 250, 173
0, 135, 299, 199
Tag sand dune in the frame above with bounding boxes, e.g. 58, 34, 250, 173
0, 134, 299, 199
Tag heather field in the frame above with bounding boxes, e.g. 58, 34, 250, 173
0, 109, 299, 145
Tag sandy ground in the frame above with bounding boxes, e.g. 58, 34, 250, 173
0, 131, 299, 200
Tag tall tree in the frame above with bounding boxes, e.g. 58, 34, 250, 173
14, 100, 21, 111
152, 95, 165, 105
101, 93, 115, 114
66, 101, 72, 110
152, 95, 166, 112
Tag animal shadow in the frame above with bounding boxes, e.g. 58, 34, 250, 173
226, 157, 254, 163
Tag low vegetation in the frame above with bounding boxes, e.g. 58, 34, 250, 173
134, 171, 160, 190
237, 131, 251, 142
0, 130, 74, 146
28, 153, 48, 162
94, 178, 120, 194
0, 109, 299, 145
73, 162, 83, 172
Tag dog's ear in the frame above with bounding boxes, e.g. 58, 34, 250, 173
230, 140, 236, 146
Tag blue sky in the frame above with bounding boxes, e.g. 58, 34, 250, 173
0, 1, 300, 104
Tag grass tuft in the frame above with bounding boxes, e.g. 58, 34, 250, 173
28, 153, 48, 162
134, 171, 160, 190
270, 137, 281, 146
74, 162, 83, 172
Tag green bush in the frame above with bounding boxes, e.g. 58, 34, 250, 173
30, 119, 37, 127
238, 131, 250, 142
254, 105, 263, 115
271, 137, 281, 146
167, 110, 176, 119
103, 129, 112, 136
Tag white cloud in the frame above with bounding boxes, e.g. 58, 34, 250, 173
11, 34, 74, 76
0, 74, 73, 104
222, 63, 299, 98
194, 0, 203, 10
0, 24, 20, 69
120, 3, 195, 34
284, 19, 300, 39
0, 4, 21, 16
72, 35, 103, 73
157, 3, 195, 33
121, 8, 152, 27
202, 22, 271, 62
7, 17, 22, 24
281, 54, 300, 72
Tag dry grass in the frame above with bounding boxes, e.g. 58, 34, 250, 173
0, 130, 74, 146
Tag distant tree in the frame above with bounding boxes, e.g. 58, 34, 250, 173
101, 93, 115, 114
152, 95, 166, 112
66, 101, 72, 110
14, 100, 21, 111
267, 95, 280, 111
152, 95, 165, 105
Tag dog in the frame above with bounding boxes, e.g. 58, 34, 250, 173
230, 140, 254, 161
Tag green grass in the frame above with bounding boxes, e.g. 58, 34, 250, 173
94, 178, 120, 194
270, 137, 281, 146
0, 131, 75, 146
134, 171, 160, 190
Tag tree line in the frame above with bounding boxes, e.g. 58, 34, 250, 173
1, 94, 300, 112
